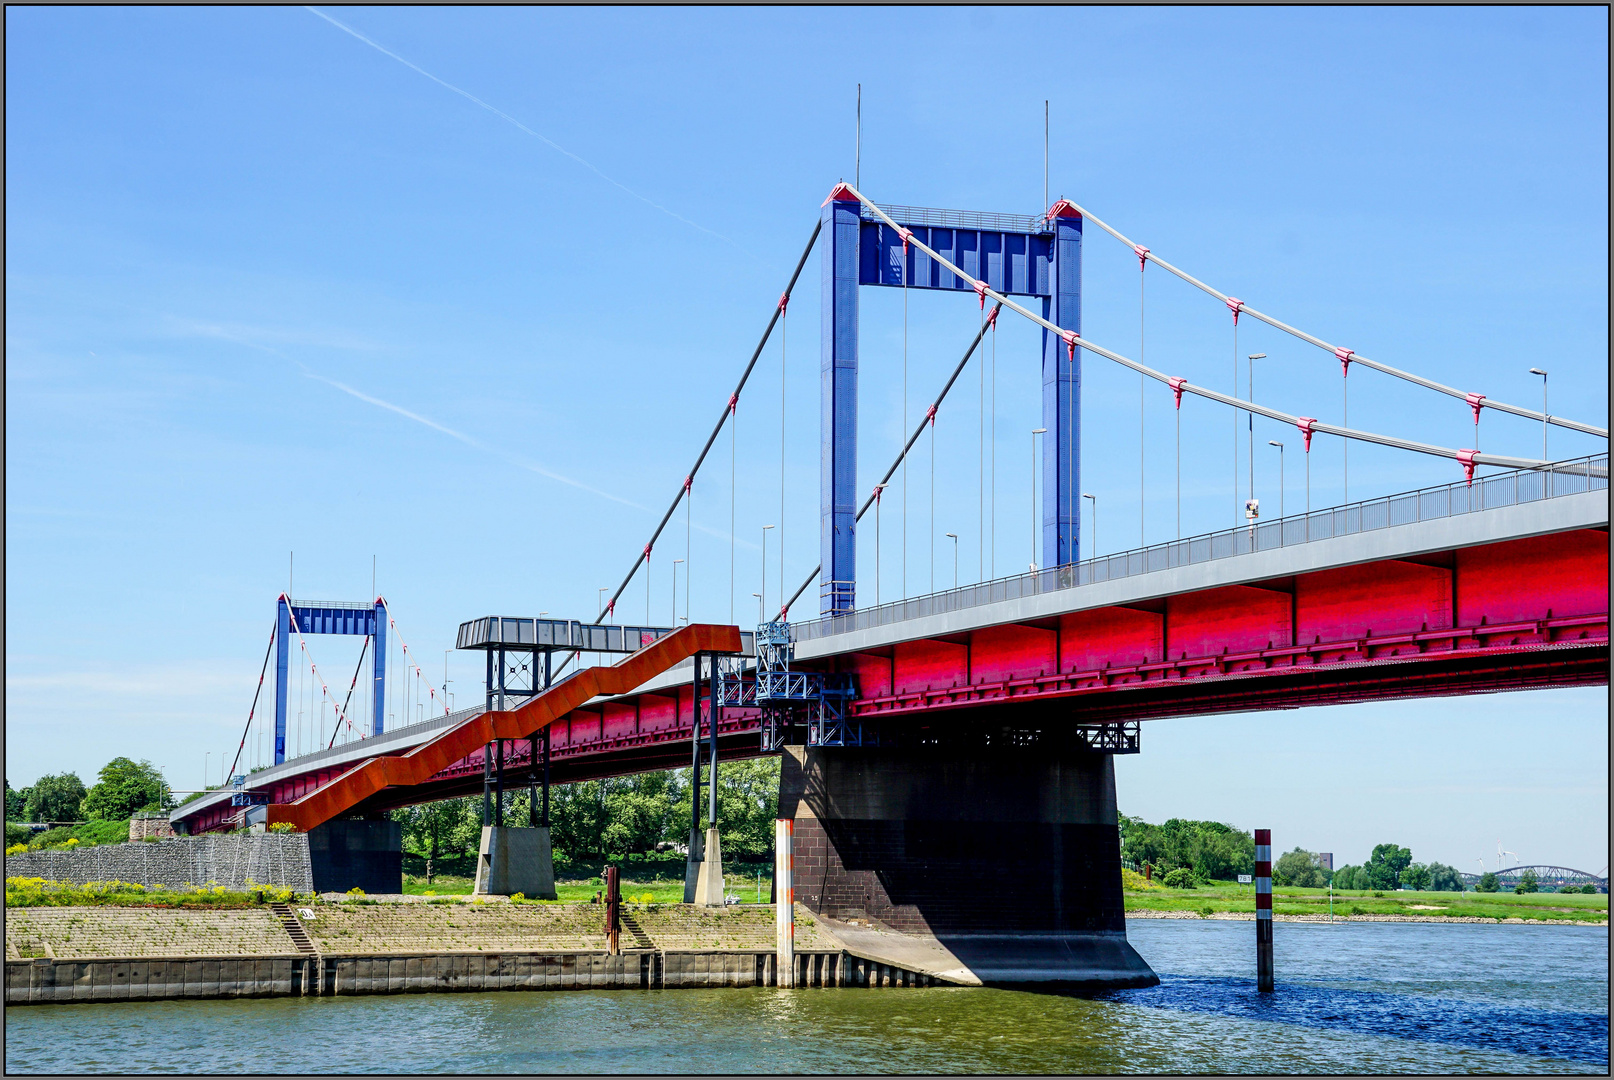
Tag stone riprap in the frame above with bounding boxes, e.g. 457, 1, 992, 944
7, 908, 295, 960
635, 904, 839, 951
4, 903, 937, 1004
304, 902, 610, 954
4, 835, 313, 892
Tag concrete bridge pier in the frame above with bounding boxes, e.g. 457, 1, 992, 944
778, 734, 1157, 989
473, 826, 558, 899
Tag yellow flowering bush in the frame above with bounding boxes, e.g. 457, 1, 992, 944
5, 876, 295, 908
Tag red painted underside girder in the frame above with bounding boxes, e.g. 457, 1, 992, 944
181, 530, 1608, 831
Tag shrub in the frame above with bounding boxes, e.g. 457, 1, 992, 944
1163, 868, 1196, 889
27, 827, 75, 851
1121, 868, 1160, 891
268, 822, 298, 834
5, 877, 280, 908
5, 843, 27, 857
345, 886, 367, 899
5, 821, 30, 848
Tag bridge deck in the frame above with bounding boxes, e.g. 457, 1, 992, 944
174, 480, 1607, 834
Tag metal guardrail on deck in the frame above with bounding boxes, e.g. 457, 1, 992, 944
793, 455, 1608, 643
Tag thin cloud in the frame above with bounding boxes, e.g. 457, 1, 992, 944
304, 6, 733, 245
304, 370, 647, 509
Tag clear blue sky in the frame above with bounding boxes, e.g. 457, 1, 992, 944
6, 7, 1607, 871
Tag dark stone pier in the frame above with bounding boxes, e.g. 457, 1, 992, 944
779, 733, 1158, 989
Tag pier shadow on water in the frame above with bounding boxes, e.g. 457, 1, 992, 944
1093, 975, 1609, 1069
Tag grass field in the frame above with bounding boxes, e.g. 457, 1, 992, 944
401, 853, 773, 904
1123, 879, 1608, 922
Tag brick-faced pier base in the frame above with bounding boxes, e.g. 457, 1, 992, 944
778, 741, 1157, 989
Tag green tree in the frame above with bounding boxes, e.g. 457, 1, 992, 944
1331, 864, 1364, 890
22, 773, 87, 824
1427, 862, 1463, 892
1400, 862, 1433, 891
397, 797, 481, 881
709, 758, 781, 860
1162, 867, 1196, 889
1119, 816, 1254, 881
1476, 871, 1499, 893
1365, 843, 1412, 891
5, 779, 27, 821
81, 758, 169, 821
1273, 847, 1327, 888
1514, 868, 1539, 894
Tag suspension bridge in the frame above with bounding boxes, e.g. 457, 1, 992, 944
172, 183, 1608, 986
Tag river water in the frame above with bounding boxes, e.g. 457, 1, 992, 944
6, 920, 1606, 1073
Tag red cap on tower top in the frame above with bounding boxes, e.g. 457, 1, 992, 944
1046, 199, 1082, 221
823, 182, 860, 205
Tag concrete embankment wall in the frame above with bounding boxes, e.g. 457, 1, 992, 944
6, 949, 939, 1005
4, 835, 313, 892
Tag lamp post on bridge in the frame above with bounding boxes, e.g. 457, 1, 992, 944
1031, 429, 1047, 571
1529, 368, 1548, 461
760, 526, 774, 624
1248, 354, 1266, 509
945, 533, 958, 588
873, 483, 888, 606
1268, 441, 1285, 521
1082, 493, 1096, 560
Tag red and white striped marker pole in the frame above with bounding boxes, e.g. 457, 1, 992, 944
775, 817, 794, 988
1255, 828, 1274, 992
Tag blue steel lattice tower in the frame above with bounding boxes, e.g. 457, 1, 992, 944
818, 186, 1082, 613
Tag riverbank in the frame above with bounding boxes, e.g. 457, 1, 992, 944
3, 901, 941, 1005
1127, 909, 1610, 925
1122, 882, 1607, 924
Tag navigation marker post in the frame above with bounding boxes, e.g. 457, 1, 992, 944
1255, 828, 1273, 992
775, 818, 794, 987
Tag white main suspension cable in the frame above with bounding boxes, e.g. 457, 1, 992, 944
842, 185, 1549, 474
1065, 199, 1608, 440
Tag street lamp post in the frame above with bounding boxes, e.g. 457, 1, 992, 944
873, 484, 888, 606
760, 526, 774, 623
1268, 441, 1285, 521
1529, 368, 1548, 461
1031, 429, 1046, 571
945, 533, 958, 588
1248, 354, 1266, 507
752, 592, 763, 625
1082, 493, 1096, 560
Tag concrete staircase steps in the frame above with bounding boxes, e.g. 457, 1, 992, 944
269, 903, 318, 955
617, 911, 655, 950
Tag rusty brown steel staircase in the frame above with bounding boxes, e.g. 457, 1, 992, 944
266, 624, 743, 833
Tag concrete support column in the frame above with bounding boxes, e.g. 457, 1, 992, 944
473, 826, 556, 899
695, 827, 725, 907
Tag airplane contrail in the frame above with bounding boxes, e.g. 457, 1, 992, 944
304, 370, 646, 509
305, 369, 759, 548
304, 6, 732, 245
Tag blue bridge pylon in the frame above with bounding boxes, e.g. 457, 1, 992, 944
274, 595, 386, 764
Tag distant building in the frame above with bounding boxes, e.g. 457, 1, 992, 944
1317, 852, 1334, 871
